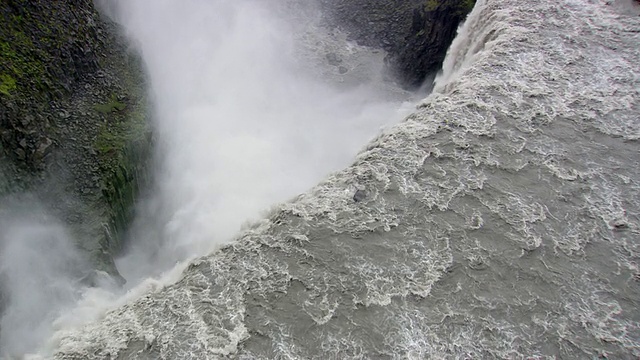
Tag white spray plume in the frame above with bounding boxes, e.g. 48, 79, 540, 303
2, 0, 415, 356
106, 0, 414, 281
0, 198, 89, 357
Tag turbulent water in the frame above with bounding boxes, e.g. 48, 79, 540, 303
105, 0, 414, 284
23, 0, 640, 358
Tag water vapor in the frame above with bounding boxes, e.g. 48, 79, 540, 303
0, 197, 89, 357
1, 0, 413, 356
107, 0, 413, 280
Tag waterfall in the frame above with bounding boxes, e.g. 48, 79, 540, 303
13, 0, 414, 357
106, 0, 414, 283
6, 0, 640, 358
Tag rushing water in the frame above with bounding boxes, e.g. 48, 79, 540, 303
105, 0, 414, 284
17, 0, 640, 358
4, 0, 414, 358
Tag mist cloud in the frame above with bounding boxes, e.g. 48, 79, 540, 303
0, 198, 89, 356
111, 0, 414, 280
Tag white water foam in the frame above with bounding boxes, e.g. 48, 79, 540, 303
16, 0, 640, 357
6, 0, 415, 358
107, 0, 414, 281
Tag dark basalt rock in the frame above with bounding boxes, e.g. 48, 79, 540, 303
318, 0, 475, 89
353, 189, 367, 202
0, 0, 151, 281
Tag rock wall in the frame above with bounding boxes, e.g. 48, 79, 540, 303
318, 0, 475, 88
0, 0, 151, 279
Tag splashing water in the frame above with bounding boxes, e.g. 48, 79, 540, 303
7, 0, 640, 358
108, 0, 414, 282
1, 0, 415, 357
0, 198, 90, 358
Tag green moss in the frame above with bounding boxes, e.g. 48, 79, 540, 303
93, 86, 151, 250
455, 0, 475, 15
0, 73, 16, 95
0, 34, 48, 95
94, 96, 127, 114
95, 104, 147, 157
461, 0, 475, 11
425, 0, 439, 11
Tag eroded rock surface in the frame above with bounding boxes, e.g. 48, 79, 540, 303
0, 0, 150, 279
318, 0, 475, 88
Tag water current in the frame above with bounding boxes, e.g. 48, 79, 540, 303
6, 0, 640, 358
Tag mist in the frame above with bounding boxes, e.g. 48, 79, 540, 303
107, 0, 415, 281
0, 197, 90, 357
1, 0, 417, 356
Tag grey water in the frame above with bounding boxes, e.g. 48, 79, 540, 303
7, 0, 640, 358
2, 0, 415, 358
106, 0, 415, 285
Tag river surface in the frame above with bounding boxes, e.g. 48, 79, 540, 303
25, 0, 640, 358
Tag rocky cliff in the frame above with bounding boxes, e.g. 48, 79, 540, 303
0, 0, 151, 279
319, 0, 475, 88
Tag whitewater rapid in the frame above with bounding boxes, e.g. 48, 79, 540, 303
48, 0, 640, 358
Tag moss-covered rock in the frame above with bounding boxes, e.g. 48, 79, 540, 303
0, 0, 103, 169
0, 1, 151, 280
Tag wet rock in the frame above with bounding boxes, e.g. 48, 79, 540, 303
353, 189, 367, 202
0, 0, 151, 281
325, 52, 342, 66
14, 148, 25, 160
318, 0, 476, 89
34, 137, 52, 159
58, 109, 70, 119
21, 115, 33, 127
610, 218, 629, 230
390, 2, 473, 88
468, 258, 488, 271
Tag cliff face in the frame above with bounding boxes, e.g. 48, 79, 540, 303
0, 0, 101, 170
318, 0, 475, 88
0, 0, 150, 278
